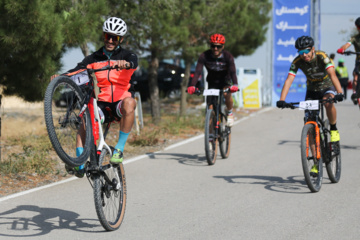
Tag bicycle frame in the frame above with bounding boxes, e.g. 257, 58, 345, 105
76, 69, 114, 156
298, 99, 332, 163
77, 67, 123, 178
204, 88, 229, 139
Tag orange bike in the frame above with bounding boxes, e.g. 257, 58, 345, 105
283, 98, 341, 192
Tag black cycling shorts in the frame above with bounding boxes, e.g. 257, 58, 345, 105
97, 100, 122, 123
305, 86, 337, 100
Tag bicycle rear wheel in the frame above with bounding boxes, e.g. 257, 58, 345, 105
219, 113, 231, 158
204, 109, 218, 165
44, 76, 92, 167
300, 124, 323, 192
94, 148, 127, 231
324, 120, 341, 183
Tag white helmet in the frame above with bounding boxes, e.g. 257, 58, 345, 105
103, 17, 127, 36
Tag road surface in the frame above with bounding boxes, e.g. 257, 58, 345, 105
0, 99, 359, 239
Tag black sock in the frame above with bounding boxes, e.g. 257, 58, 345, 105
330, 124, 337, 131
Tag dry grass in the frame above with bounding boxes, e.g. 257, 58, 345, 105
0, 95, 257, 197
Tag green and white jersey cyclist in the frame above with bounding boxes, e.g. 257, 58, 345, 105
277, 36, 344, 142
289, 50, 335, 92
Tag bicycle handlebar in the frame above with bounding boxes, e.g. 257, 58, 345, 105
87, 64, 130, 74
187, 87, 239, 96
343, 51, 360, 55
282, 97, 338, 109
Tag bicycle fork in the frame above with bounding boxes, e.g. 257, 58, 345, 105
305, 121, 321, 160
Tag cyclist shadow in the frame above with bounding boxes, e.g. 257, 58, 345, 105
278, 140, 300, 146
145, 152, 209, 166
0, 205, 104, 237
213, 175, 314, 194
279, 140, 360, 151
341, 144, 360, 150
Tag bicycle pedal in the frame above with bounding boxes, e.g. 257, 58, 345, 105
310, 172, 318, 177
65, 165, 75, 175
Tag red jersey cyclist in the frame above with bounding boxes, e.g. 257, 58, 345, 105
51, 17, 138, 178
187, 33, 239, 127
337, 17, 360, 104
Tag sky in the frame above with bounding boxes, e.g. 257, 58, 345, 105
60, 0, 360, 85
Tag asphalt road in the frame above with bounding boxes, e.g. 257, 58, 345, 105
1, 99, 359, 240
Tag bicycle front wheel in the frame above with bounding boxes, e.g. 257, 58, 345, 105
94, 148, 127, 231
44, 76, 92, 167
219, 113, 231, 158
324, 120, 341, 183
300, 124, 323, 193
204, 109, 218, 165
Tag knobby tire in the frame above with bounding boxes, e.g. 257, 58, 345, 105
324, 120, 341, 183
300, 124, 323, 192
205, 109, 218, 165
219, 113, 231, 158
44, 76, 92, 167
94, 148, 127, 231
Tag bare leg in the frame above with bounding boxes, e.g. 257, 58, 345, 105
120, 97, 136, 132
324, 93, 336, 125
224, 92, 233, 111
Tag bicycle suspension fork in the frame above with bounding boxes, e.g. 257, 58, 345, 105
305, 121, 321, 160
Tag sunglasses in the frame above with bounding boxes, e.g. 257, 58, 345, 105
104, 33, 120, 42
211, 44, 223, 49
298, 48, 312, 55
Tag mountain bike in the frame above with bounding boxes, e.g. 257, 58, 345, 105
203, 88, 233, 165
44, 66, 127, 231
282, 97, 341, 192
344, 51, 360, 107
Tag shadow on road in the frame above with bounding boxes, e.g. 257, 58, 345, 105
143, 152, 209, 166
213, 175, 315, 194
0, 205, 103, 237
278, 140, 360, 151
278, 140, 300, 146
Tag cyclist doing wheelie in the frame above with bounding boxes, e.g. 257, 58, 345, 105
51, 17, 138, 177
337, 17, 360, 104
187, 33, 239, 127
276, 36, 344, 175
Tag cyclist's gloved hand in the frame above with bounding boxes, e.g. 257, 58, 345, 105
337, 48, 344, 54
187, 86, 196, 95
335, 93, 344, 102
230, 85, 239, 93
276, 100, 286, 109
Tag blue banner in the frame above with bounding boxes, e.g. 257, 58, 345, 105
272, 0, 311, 105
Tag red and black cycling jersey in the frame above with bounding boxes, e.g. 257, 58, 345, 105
63, 46, 138, 103
190, 49, 238, 87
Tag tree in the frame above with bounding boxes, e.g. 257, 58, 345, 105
107, 0, 271, 121
175, 0, 272, 115
0, 0, 110, 102
61, 0, 109, 57
0, 0, 65, 101
208, 0, 272, 57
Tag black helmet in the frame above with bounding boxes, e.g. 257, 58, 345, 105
295, 36, 314, 50
355, 17, 360, 27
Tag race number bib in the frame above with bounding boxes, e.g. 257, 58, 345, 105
203, 89, 220, 96
299, 100, 319, 110
70, 70, 90, 86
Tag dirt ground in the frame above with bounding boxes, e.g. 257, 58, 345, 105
0, 95, 258, 197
